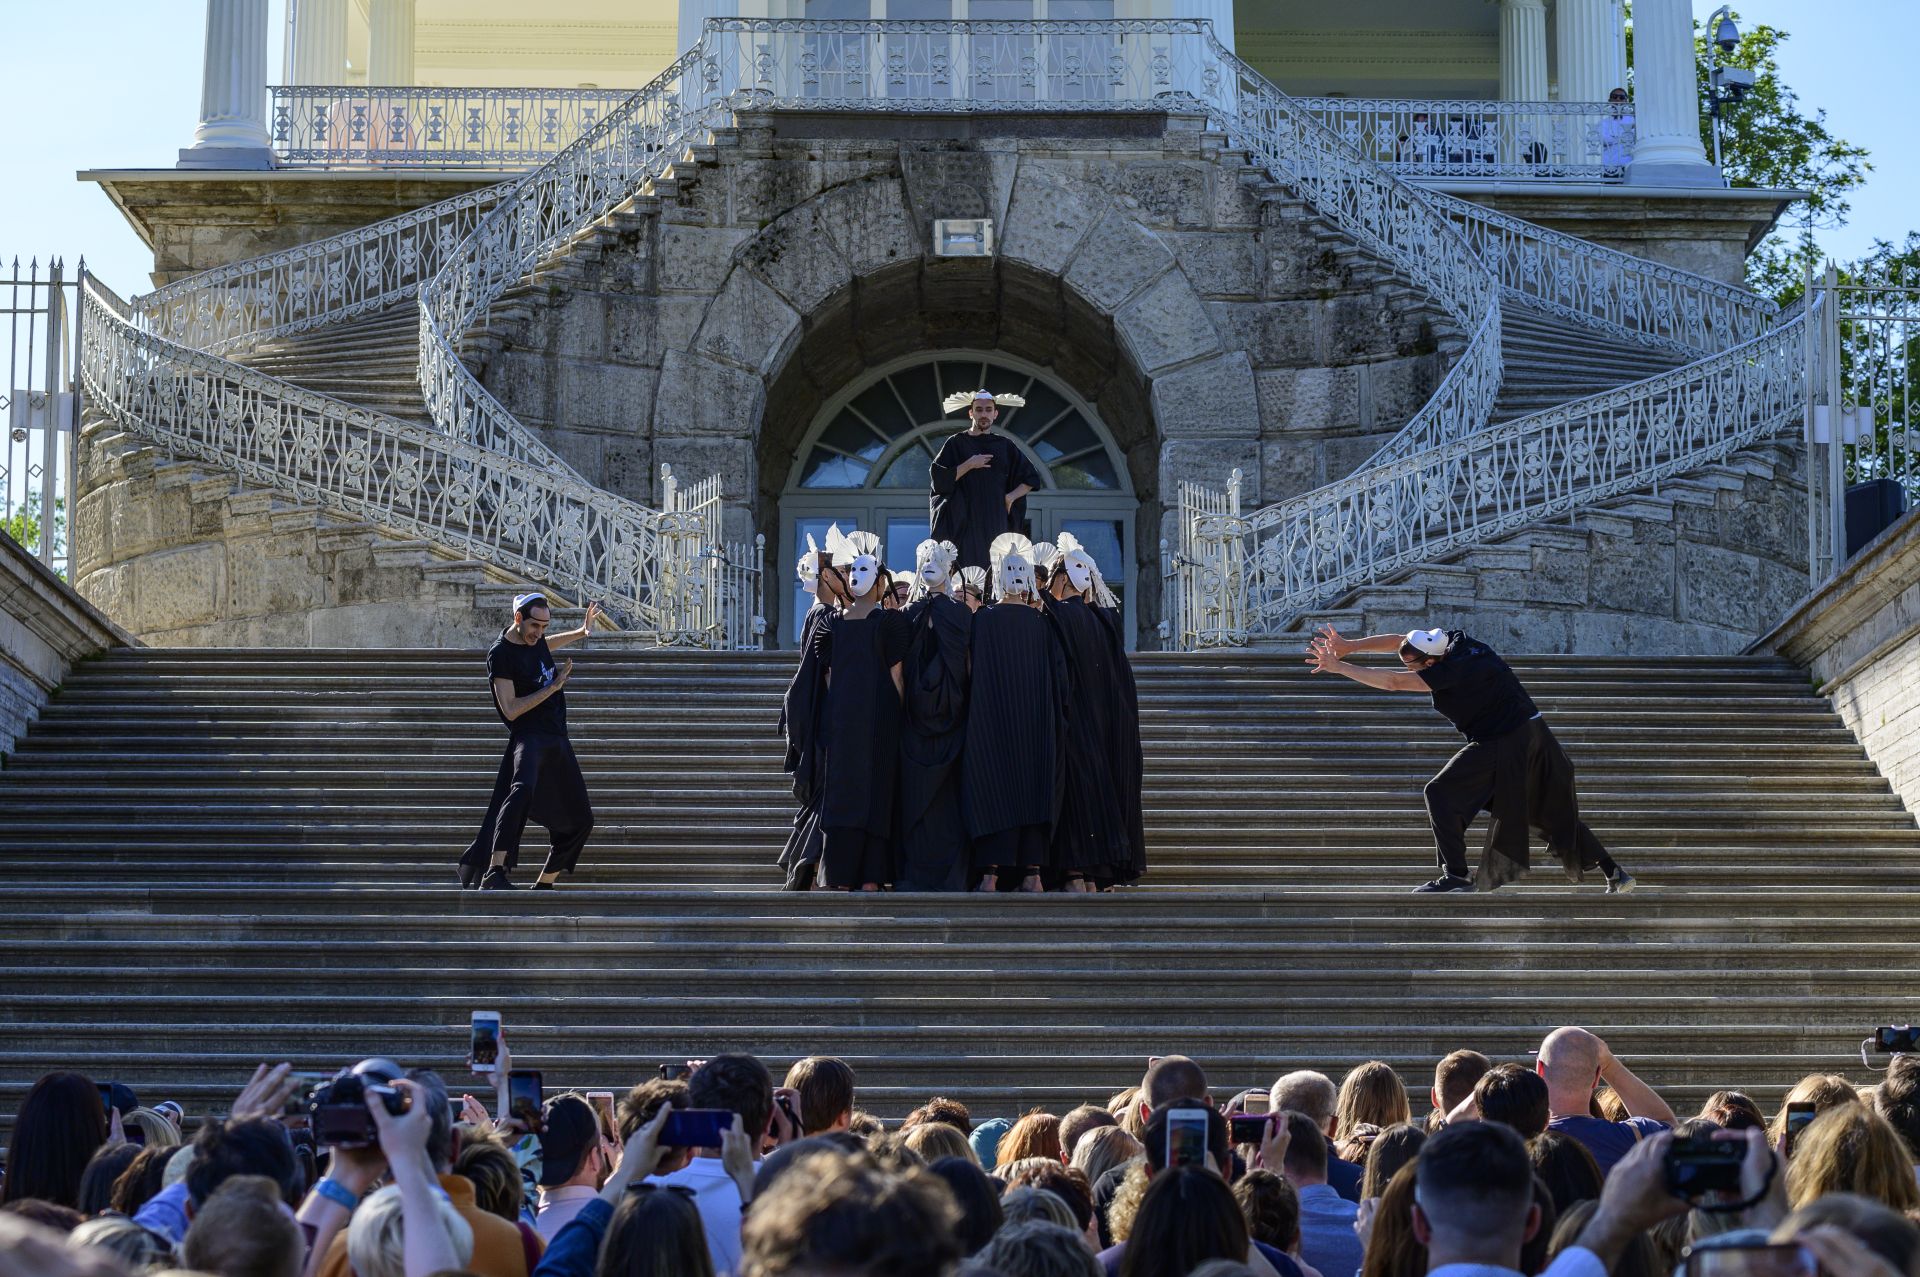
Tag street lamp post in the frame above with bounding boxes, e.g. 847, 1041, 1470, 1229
1703, 5, 1754, 180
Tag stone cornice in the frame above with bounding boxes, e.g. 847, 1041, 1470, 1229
1756, 506, 1920, 683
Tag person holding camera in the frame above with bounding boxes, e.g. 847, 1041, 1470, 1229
1307, 625, 1635, 895
459, 593, 603, 892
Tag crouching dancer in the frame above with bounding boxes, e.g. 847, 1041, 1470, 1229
1307, 625, 1634, 895
458, 593, 601, 891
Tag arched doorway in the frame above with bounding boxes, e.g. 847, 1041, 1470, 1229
778, 351, 1139, 646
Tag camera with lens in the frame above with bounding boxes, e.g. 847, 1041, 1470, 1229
1666, 1135, 1744, 1198
309, 1058, 411, 1149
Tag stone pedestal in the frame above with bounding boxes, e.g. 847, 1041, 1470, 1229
179, 0, 273, 171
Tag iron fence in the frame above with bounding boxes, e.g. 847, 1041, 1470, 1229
270, 87, 636, 168
2, 258, 77, 577
1294, 97, 1635, 183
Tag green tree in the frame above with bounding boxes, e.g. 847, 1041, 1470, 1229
1, 491, 65, 558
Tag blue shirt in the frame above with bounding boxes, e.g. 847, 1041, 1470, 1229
1297, 1182, 1364, 1277
131, 1181, 191, 1243
1548, 1114, 1670, 1178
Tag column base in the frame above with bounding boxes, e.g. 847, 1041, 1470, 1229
177, 146, 276, 171
1627, 160, 1723, 188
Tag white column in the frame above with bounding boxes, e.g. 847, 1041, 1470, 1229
367, 0, 416, 87
1554, 0, 1622, 101
1185, 0, 1236, 55
290, 0, 348, 85
179, 0, 273, 169
1499, 0, 1548, 101
678, 0, 737, 56
1627, 0, 1717, 185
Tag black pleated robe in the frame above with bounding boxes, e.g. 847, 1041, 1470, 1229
961, 602, 1068, 870
929, 431, 1041, 571
776, 602, 832, 890
1048, 595, 1147, 885
815, 607, 911, 862
897, 592, 973, 892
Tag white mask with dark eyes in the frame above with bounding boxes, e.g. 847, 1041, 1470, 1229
1065, 555, 1093, 593
847, 555, 879, 598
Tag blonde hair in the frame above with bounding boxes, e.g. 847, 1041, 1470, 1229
346, 1183, 475, 1277
121, 1109, 182, 1149
1000, 1185, 1078, 1232
902, 1120, 975, 1165
1111, 1088, 1147, 1141
1336, 1062, 1411, 1142
1770, 1074, 1860, 1147
1785, 1103, 1920, 1212
1070, 1125, 1143, 1188
1106, 1160, 1152, 1244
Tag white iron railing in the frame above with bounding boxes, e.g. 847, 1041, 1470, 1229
663, 465, 767, 650
270, 87, 636, 168
1294, 97, 1635, 183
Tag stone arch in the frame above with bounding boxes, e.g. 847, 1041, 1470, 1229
646, 155, 1261, 644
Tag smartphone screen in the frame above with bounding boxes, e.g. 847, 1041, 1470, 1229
1166, 1109, 1210, 1169
1241, 1093, 1270, 1116
1686, 1244, 1815, 1277
662, 1109, 736, 1149
470, 1011, 502, 1074
97, 1083, 115, 1116
587, 1092, 616, 1139
659, 1063, 692, 1082
507, 1069, 543, 1134
1784, 1102, 1817, 1156
1229, 1114, 1270, 1145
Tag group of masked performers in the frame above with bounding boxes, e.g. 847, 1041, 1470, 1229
779, 521, 1145, 894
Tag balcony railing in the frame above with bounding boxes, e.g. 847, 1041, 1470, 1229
268, 86, 636, 167
1293, 97, 1636, 182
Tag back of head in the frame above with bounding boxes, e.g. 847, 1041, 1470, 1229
1359, 1124, 1427, 1201
784, 1056, 857, 1135
1070, 1125, 1143, 1188
1000, 1186, 1078, 1233
1699, 1090, 1767, 1133
1360, 1163, 1427, 1277
1232, 1168, 1300, 1251
1143, 1103, 1230, 1176
405, 1069, 454, 1171
972, 1220, 1101, 1277
453, 1136, 525, 1222
1189, 1265, 1258, 1277
184, 1117, 298, 1209
906, 1122, 977, 1166
78, 1142, 143, 1216
123, 1109, 184, 1151
0, 1198, 83, 1234
997, 1113, 1064, 1169
740, 1148, 963, 1277
1119, 1165, 1249, 1277
1279, 1110, 1329, 1182
752, 1134, 870, 1203
691, 1054, 775, 1148
1527, 1131, 1603, 1214
70, 1215, 176, 1274
929, 1156, 1003, 1256
1478, 1064, 1552, 1139
1770, 1074, 1859, 1146
1001, 1164, 1092, 1233
1521, 1175, 1559, 1277
1773, 1193, 1920, 1276
1337, 1062, 1411, 1139
1, 1071, 108, 1208
601, 1182, 716, 1277
110, 1145, 175, 1217
1784, 1103, 1920, 1211
1535, 1029, 1603, 1102
1059, 1105, 1118, 1159
1415, 1122, 1535, 1259
1434, 1052, 1493, 1121
347, 1183, 476, 1277
617, 1078, 690, 1141
183, 1175, 304, 1277
1269, 1072, 1337, 1127
1142, 1057, 1209, 1110
1872, 1057, 1920, 1162
904, 1097, 974, 1134
1549, 1200, 1658, 1277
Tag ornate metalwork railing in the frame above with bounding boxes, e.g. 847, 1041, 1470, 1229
1175, 305, 1814, 645
1294, 97, 1636, 183
80, 273, 712, 641
270, 87, 636, 168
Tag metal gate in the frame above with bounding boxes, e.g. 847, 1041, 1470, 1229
1807, 262, 1920, 582
2, 257, 77, 576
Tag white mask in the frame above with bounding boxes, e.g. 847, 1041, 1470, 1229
797, 554, 819, 590
914, 538, 957, 592
848, 554, 879, 598
1065, 555, 1093, 593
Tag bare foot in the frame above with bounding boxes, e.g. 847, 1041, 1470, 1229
1019, 873, 1044, 893
975, 874, 998, 893
860, 882, 880, 892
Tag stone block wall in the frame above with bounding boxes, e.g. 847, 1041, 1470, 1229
1763, 505, 1920, 819
0, 527, 130, 760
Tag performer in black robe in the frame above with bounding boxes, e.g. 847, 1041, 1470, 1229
898, 539, 973, 892
813, 528, 910, 891
1307, 625, 1636, 895
929, 389, 1042, 572
962, 534, 1068, 893
777, 540, 847, 890
1044, 535, 1146, 890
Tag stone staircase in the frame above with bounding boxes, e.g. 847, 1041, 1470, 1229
1491, 305, 1689, 424
0, 647, 1912, 1140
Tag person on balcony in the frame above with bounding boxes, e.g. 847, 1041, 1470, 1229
459, 594, 602, 891
930, 389, 1041, 573
1305, 625, 1635, 895
1600, 88, 1635, 175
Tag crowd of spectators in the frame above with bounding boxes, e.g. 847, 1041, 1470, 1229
4, 1027, 1920, 1277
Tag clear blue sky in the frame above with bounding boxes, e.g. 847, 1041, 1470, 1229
0, 0, 1910, 295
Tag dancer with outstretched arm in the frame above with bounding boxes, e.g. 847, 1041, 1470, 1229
1306, 625, 1635, 895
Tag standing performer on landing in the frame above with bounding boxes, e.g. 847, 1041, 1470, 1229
778, 536, 849, 890
459, 593, 602, 891
929, 389, 1041, 572
1044, 534, 1146, 890
1307, 625, 1635, 895
962, 533, 1068, 893
898, 539, 975, 892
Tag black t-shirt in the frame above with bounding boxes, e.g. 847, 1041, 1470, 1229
486, 628, 566, 737
1415, 631, 1537, 744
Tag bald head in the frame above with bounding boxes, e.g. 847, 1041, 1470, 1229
1537, 1028, 1603, 1101
1143, 1056, 1209, 1109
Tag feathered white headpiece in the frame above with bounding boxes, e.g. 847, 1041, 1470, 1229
954, 566, 988, 599
1055, 530, 1119, 609
795, 532, 821, 589
909, 538, 960, 603
825, 525, 883, 598
941, 387, 1029, 415
989, 531, 1036, 601
1028, 541, 1057, 586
